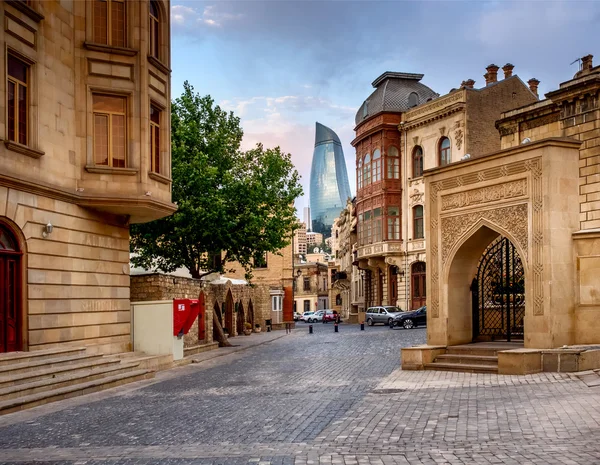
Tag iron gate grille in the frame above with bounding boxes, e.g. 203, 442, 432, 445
472, 236, 525, 341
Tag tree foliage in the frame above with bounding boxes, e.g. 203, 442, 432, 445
131, 81, 303, 280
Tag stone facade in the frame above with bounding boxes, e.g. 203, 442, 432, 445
0, 0, 175, 354
294, 262, 328, 314
353, 65, 537, 313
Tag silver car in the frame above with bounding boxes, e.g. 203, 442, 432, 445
366, 306, 404, 326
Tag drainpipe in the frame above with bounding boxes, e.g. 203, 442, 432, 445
400, 121, 410, 311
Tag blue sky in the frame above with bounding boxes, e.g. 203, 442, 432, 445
170, 0, 600, 212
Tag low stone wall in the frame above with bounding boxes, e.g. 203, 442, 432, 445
131, 273, 275, 348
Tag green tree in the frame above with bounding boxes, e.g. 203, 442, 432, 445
130, 81, 303, 282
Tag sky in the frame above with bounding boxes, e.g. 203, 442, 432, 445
170, 0, 600, 214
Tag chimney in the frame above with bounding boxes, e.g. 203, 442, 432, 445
528, 78, 540, 98
582, 54, 594, 71
502, 63, 514, 79
485, 64, 499, 85
464, 79, 475, 89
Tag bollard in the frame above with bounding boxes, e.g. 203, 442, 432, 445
334, 323, 338, 333
309, 324, 313, 334
360, 323, 365, 331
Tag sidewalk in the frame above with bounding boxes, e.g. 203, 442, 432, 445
187, 329, 289, 364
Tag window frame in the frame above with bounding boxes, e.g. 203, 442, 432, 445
92, 93, 128, 168
372, 149, 381, 183
363, 153, 371, 186
387, 206, 400, 240
387, 146, 399, 179
413, 205, 424, 239
93, 0, 127, 48
149, 0, 160, 60
303, 277, 311, 291
253, 252, 268, 269
6, 53, 30, 146
413, 145, 424, 178
439, 137, 451, 166
150, 103, 161, 173
357, 158, 363, 189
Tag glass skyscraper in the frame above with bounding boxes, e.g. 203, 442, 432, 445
309, 122, 352, 236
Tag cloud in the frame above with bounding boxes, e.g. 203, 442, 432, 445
170, 3, 243, 30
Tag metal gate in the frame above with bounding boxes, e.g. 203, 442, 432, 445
471, 236, 525, 341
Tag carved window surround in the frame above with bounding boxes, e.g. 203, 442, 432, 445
5, 1, 44, 22
4, 140, 44, 159
85, 165, 138, 176
83, 41, 138, 57
148, 55, 170, 75
148, 171, 171, 184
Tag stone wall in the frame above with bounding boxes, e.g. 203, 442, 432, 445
131, 273, 275, 347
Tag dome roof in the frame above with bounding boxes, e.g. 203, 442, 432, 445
355, 72, 438, 125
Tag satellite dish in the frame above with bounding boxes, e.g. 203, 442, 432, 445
313, 247, 320, 253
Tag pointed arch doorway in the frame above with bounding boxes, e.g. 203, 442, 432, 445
472, 236, 525, 342
0, 223, 23, 353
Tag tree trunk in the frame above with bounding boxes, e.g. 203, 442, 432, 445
213, 308, 232, 347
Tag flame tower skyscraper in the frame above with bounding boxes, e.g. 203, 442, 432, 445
309, 122, 352, 235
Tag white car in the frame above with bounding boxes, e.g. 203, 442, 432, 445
306, 310, 325, 323
301, 312, 315, 322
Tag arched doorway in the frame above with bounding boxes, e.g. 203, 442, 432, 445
0, 223, 22, 353
224, 291, 234, 337
198, 292, 206, 343
411, 262, 426, 309
472, 236, 525, 342
236, 301, 245, 335
247, 300, 254, 329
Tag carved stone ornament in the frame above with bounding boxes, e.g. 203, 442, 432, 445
455, 129, 463, 150
439, 126, 446, 136
441, 179, 527, 211
410, 188, 424, 205
428, 158, 544, 318
413, 136, 419, 145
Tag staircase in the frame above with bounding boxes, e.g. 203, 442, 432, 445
424, 342, 523, 373
0, 347, 156, 415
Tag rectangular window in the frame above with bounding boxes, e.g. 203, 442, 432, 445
149, 1, 160, 59
413, 206, 424, 239
387, 158, 399, 179
373, 208, 382, 243
93, 94, 127, 167
358, 213, 364, 245
150, 104, 161, 173
272, 295, 282, 312
387, 206, 400, 240
365, 211, 372, 244
7, 54, 29, 145
93, 0, 126, 47
303, 277, 310, 291
254, 253, 268, 268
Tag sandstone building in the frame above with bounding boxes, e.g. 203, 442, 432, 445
0, 0, 175, 354
352, 66, 537, 312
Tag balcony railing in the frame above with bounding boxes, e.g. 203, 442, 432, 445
357, 240, 404, 259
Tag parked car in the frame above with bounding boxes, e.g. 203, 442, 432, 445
391, 306, 427, 329
293, 312, 303, 321
301, 312, 315, 322
306, 310, 325, 323
323, 310, 341, 323
366, 306, 404, 326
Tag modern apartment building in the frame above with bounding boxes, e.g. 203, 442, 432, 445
0, 0, 175, 354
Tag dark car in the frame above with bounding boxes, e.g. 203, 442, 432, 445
391, 306, 427, 329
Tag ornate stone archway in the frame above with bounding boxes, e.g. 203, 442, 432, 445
425, 139, 580, 349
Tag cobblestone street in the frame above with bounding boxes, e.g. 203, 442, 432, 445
1, 324, 600, 464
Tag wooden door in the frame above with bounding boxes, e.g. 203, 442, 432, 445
411, 262, 426, 310
0, 225, 22, 353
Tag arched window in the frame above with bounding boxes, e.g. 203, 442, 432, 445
412, 146, 423, 178
372, 149, 381, 182
363, 153, 371, 186
439, 137, 451, 166
408, 92, 419, 108
357, 158, 363, 189
413, 205, 424, 239
149, 0, 160, 59
387, 146, 399, 179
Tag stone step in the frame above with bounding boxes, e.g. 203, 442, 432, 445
0, 347, 86, 367
446, 347, 502, 357
0, 353, 105, 377
0, 357, 123, 389
0, 369, 155, 415
424, 362, 498, 373
0, 362, 142, 401
184, 342, 219, 357
435, 354, 498, 367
